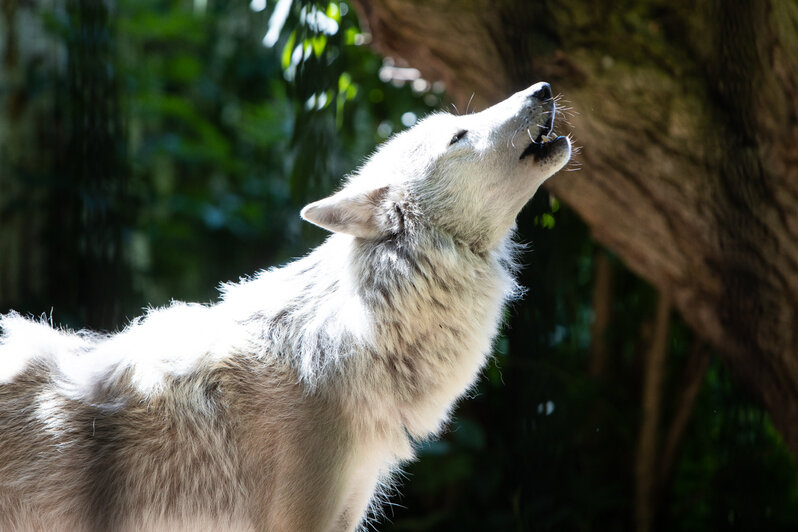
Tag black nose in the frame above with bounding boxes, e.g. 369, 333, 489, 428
532, 83, 552, 101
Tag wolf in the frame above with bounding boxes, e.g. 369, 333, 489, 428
0, 82, 570, 531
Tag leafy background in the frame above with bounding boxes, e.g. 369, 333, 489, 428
1, 0, 797, 530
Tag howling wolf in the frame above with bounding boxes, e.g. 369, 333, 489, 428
0, 82, 571, 531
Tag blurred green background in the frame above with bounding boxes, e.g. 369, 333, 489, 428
1, 1, 797, 530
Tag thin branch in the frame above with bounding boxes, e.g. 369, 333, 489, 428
589, 250, 613, 378
659, 340, 711, 484
635, 294, 671, 532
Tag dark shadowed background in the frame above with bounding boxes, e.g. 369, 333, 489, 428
2, 1, 797, 530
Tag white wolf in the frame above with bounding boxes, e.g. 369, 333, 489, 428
0, 82, 570, 531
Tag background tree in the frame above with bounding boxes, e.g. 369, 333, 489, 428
1, 0, 129, 330
352, 0, 798, 475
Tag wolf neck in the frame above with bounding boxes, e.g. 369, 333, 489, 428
351, 230, 518, 436
234, 231, 517, 437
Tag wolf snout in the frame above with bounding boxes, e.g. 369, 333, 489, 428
525, 82, 556, 140
530, 82, 552, 101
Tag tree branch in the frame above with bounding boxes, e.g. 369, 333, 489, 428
635, 294, 671, 532
659, 341, 711, 485
589, 250, 613, 378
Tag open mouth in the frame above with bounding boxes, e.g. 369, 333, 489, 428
519, 112, 567, 162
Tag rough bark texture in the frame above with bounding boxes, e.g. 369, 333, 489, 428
352, 0, 798, 455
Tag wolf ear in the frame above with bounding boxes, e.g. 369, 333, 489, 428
300, 186, 389, 239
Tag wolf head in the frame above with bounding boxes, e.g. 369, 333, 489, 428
301, 82, 571, 250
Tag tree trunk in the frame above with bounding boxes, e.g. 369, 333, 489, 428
352, 0, 798, 456
1, 0, 58, 316
0, 0, 128, 331
635, 295, 671, 532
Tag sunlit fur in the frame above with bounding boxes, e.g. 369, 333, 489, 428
0, 83, 570, 531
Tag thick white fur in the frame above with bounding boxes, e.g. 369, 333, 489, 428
0, 82, 570, 531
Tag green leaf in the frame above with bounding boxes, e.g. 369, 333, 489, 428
281, 30, 296, 70
310, 35, 327, 57
326, 1, 340, 22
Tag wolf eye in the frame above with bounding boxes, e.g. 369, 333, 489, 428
449, 130, 468, 146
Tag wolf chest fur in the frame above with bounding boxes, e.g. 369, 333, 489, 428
0, 82, 571, 531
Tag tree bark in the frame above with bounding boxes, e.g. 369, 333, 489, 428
352, 0, 798, 455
